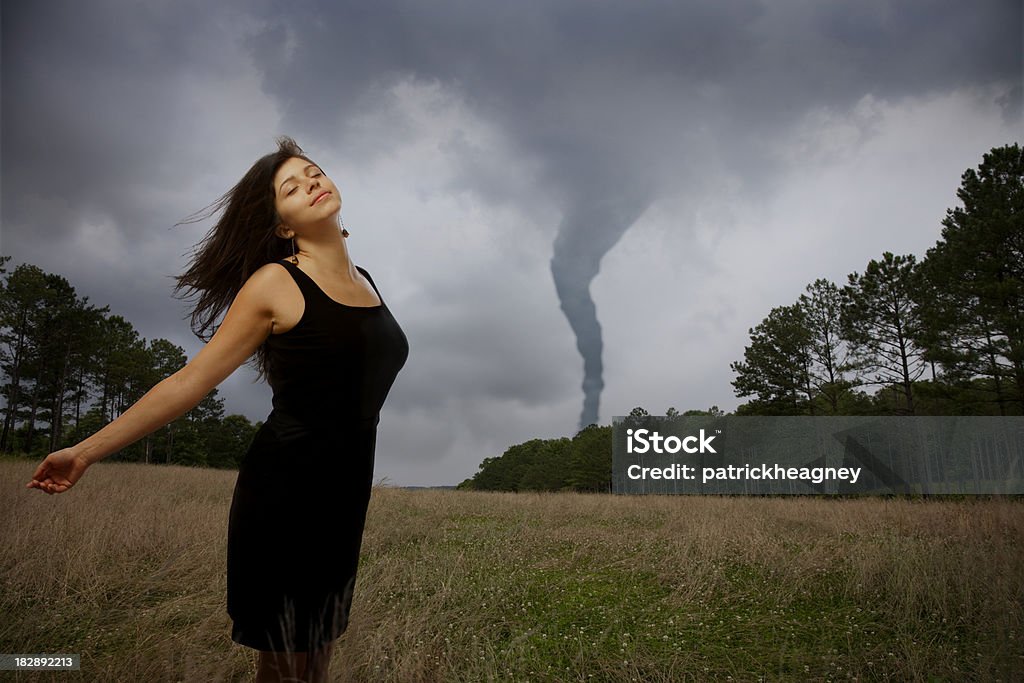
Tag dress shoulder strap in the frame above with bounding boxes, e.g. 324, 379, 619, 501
274, 258, 314, 295
355, 265, 384, 302
276, 259, 386, 309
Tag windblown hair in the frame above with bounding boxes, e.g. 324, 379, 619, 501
172, 135, 316, 384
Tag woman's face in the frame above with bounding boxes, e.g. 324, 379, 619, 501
272, 156, 340, 235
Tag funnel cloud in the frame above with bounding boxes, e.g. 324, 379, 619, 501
552, 187, 653, 429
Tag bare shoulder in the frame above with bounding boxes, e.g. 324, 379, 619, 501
243, 261, 303, 334
208, 263, 289, 323
249, 260, 292, 282
238, 262, 290, 296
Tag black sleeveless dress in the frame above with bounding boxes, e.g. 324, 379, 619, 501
226, 258, 409, 652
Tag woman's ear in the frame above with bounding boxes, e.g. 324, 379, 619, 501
274, 224, 293, 240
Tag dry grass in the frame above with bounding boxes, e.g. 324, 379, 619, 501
1, 455, 1021, 682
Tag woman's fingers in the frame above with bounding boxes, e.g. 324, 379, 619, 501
27, 464, 49, 489
27, 472, 59, 494
30, 461, 50, 482
26, 450, 86, 494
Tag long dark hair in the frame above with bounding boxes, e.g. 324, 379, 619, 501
172, 135, 316, 384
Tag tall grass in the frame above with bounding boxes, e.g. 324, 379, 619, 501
2, 456, 1020, 681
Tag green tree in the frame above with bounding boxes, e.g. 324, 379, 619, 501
915, 143, 1024, 414
61, 407, 108, 452
566, 424, 612, 492
840, 252, 928, 415
94, 315, 147, 424
730, 304, 814, 414
0, 262, 50, 452
15, 272, 97, 455
797, 278, 859, 414
141, 339, 188, 463
520, 437, 571, 490
682, 406, 725, 416
32, 274, 110, 453
169, 390, 227, 466
206, 415, 260, 469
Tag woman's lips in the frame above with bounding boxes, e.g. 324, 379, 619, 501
312, 191, 330, 206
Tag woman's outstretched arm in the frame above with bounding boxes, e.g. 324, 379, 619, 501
25, 265, 283, 494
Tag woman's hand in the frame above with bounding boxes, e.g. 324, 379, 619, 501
25, 448, 91, 495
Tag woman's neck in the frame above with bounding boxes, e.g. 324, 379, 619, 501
294, 223, 356, 279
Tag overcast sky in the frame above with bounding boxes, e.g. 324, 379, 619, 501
2, 1, 1020, 486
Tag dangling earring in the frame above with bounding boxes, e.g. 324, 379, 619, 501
290, 236, 299, 264
340, 214, 350, 238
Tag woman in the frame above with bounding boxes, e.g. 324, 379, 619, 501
25, 136, 409, 682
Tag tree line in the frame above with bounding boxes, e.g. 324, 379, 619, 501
463, 143, 1022, 492
456, 406, 723, 493
0, 256, 259, 467
731, 143, 1022, 417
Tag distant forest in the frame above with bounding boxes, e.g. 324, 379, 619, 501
2, 144, 1021, 488
0, 256, 259, 468
459, 143, 1023, 492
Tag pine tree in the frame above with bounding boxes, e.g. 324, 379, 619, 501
730, 304, 815, 414
840, 252, 928, 415
915, 143, 1024, 413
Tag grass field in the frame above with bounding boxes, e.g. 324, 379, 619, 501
2, 456, 1021, 681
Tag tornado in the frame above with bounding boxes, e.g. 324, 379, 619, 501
551, 189, 651, 430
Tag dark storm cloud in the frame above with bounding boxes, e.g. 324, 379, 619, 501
1, 0, 279, 391
2, 1, 263, 236
239, 0, 1020, 426
1, 1, 1019, 452
244, 0, 1020, 195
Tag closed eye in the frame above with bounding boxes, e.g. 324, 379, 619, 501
285, 172, 323, 196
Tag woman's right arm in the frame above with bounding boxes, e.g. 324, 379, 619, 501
26, 265, 283, 493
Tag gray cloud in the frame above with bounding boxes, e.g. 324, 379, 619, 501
1, 0, 1019, 483
238, 0, 1019, 427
